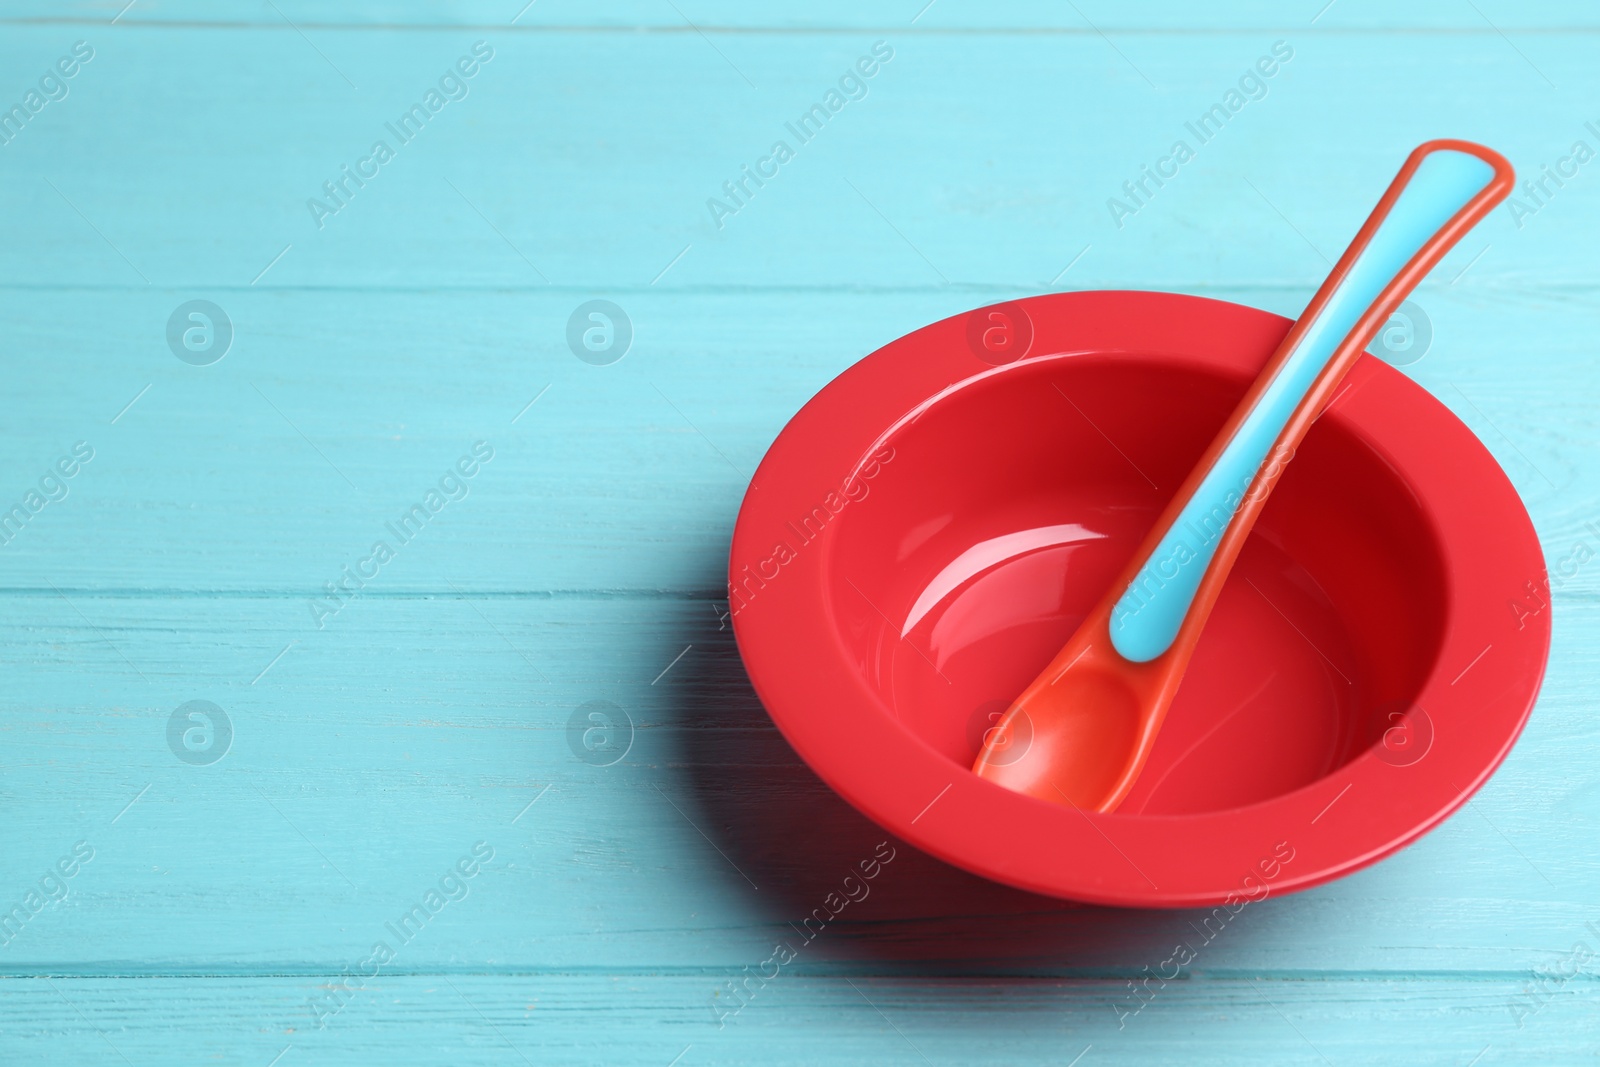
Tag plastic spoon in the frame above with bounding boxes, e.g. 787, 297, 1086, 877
972, 139, 1514, 813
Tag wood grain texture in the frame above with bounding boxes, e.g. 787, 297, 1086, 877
0, 4, 1596, 1064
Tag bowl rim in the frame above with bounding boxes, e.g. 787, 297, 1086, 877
729, 290, 1550, 908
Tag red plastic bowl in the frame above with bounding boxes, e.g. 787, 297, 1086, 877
729, 291, 1550, 908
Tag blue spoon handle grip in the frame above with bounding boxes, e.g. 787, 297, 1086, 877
1107, 144, 1508, 663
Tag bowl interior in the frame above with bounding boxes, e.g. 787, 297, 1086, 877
824, 354, 1449, 815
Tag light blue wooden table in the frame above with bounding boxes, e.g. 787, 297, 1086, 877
1, 2, 1595, 1063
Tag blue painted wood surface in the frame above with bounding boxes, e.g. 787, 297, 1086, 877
1, 2, 1597, 1063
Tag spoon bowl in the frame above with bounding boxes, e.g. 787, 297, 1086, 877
981, 650, 1145, 807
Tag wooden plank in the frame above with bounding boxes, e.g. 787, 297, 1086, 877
0, 27, 1592, 290
0, 285, 1590, 591
0, 594, 1593, 973
1, 974, 1595, 1065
